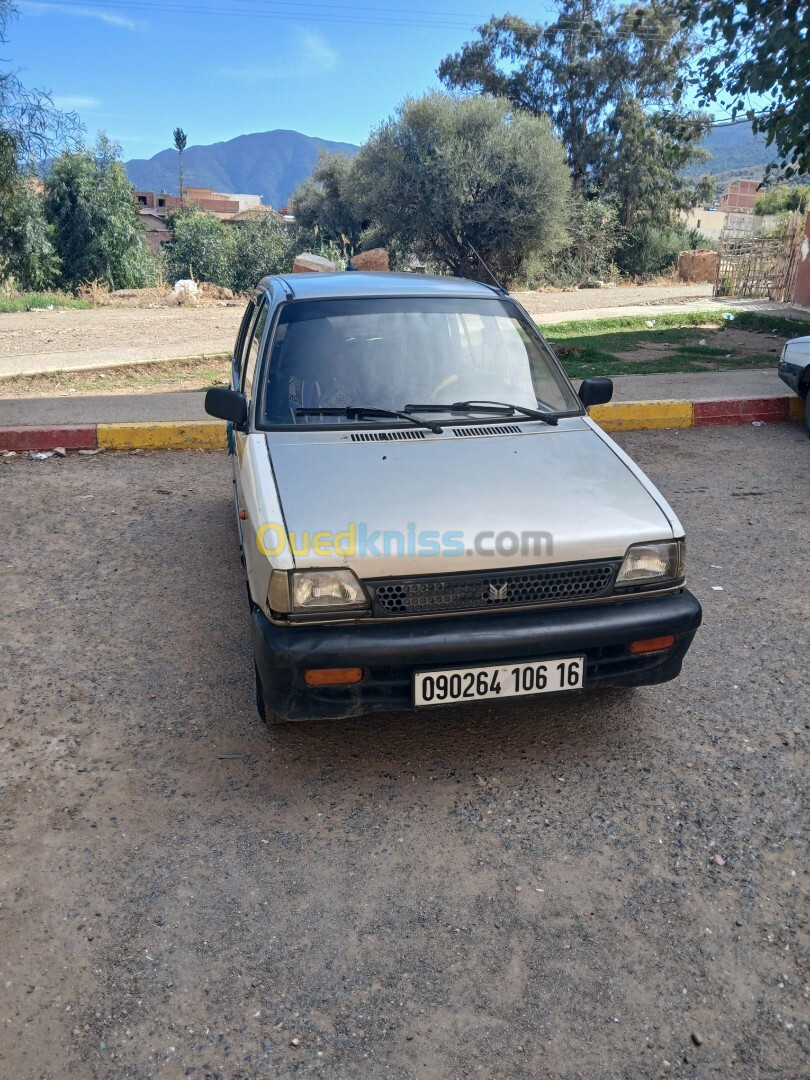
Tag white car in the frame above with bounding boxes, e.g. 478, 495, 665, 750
205, 272, 702, 724
778, 335, 810, 433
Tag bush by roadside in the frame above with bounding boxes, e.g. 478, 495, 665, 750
0, 290, 91, 313
161, 209, 295, 293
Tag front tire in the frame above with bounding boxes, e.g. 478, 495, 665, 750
804, 392, 810, 436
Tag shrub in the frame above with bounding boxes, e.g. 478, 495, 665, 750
229, 215, 295, 294
520, 199, 621, 287
617, 221, 711, 279
162, 210, 234, 287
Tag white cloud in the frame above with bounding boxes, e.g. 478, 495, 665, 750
52, 95, 102, 111
19, 2, 144, 31
217, 28, 338, 81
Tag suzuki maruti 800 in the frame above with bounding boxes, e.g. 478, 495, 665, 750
205, 272, 702, 724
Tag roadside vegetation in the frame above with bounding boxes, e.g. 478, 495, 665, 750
0, 290, 90, 312
0, 0, 806, 299
545, 311, 808, 380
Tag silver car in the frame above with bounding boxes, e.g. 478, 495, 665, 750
206, 272, 702, 724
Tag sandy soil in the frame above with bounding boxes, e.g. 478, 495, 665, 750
1, 427, 807, 1080
0, 306, 241, 360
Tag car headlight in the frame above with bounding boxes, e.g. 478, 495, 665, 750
267, 569, 369, 613
616, 539, 685, 585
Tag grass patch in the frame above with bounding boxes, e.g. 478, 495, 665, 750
541, 309, 807, 380
0, 291, 92, 313
0, 354, 231, 398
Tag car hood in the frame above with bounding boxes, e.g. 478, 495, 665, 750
265, 420, 678, 577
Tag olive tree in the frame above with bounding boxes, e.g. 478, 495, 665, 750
350, 92, 571, 283
292, 151, 366, 254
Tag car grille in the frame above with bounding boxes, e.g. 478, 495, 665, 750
369, 560, 620, 617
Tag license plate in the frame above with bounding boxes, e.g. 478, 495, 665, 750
413, 656, 585, 707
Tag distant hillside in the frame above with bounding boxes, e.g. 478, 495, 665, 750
701, 122, 773, 175
125, 129, 359, 208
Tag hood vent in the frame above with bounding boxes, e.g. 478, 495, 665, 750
453, 424, 522, 437
350, 429, 426, 443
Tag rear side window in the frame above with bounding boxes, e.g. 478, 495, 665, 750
242, 299, 268, 400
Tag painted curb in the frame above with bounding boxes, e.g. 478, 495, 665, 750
0, 423, 98, 452
0, 397, 804, 452
589, 400, 693, 431
96, 420, 226, 451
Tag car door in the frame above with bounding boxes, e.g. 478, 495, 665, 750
233, 296, 269, 543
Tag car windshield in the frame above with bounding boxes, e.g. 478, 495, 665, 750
260, 296, 581, 427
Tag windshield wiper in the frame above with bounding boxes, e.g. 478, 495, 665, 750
404, 399, 558, 426
296, 405, 443, 434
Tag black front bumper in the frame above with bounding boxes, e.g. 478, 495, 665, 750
252, 590, 702, 721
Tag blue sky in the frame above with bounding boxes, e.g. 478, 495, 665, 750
11, 0, 561, 161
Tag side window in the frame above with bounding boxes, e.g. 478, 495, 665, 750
232, 301, 256, 388
242, 300, 268, 400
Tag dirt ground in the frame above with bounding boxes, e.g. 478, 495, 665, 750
0, 425, 807, 1079
612, 327, 785, 364
0, 305, 242, 360
510, 283, 713, 317
0, 283, 717, 379
0, 357, 232, 400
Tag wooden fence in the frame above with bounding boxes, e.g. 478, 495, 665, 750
714, 211, 804, 302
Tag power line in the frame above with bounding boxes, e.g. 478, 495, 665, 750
28, 0, 688, 40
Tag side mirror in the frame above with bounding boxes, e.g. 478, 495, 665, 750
205, 387, 248, 428
578, 377, 613, 408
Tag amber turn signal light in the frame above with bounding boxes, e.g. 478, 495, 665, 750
628, 634, 676, 655
304, 667, 364, 686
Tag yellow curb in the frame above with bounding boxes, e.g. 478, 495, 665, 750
97, 420, 227, 450
789, 396, 805, 421
589, 400, 694, 431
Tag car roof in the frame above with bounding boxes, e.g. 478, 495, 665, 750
258, 270, 504, 302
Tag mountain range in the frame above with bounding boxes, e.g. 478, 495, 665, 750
685, 122, 776, 186
125, 129, 359, 208
124, 122, 777, 208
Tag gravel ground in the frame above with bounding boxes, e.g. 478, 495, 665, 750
0, 425, 807, 1079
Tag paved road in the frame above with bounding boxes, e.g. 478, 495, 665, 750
0, 369, 791, 429
6, 283, 807, 378
1, 425, 807, 1079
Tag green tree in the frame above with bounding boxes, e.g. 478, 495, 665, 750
292, 151, 366, 254
675, 1, 810, 178
754, 185, 810, 216
438, 1, 712, 225
44, 134, 155, 289
0, 138, 60, 288
603, 98, 714, 227
173, 127, 187, 201
162, 208, 234, 286
229, 214, 295, 293
0, 0, 80, 288
349, 92, 571, 283
0, 1, 80, 165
